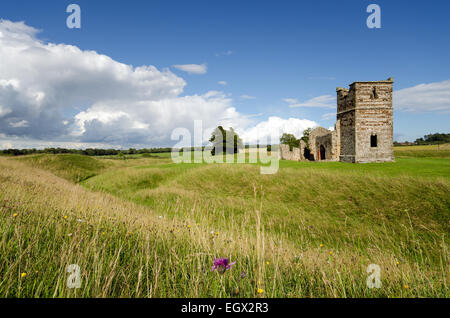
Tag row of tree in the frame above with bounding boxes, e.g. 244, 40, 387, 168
414, 133, 450, 145
393, 133, 450, 146
0, 147, 174, 156
0, 126, 255, 157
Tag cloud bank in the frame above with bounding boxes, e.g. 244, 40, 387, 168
240, 117, 317, 144
0, 20, 319, 149
0, 20, 247, 147
394, 80, 450, 112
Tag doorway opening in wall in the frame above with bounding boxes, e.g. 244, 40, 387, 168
304, 148, 311, 160
320, 145, 326, 160
371, 135, 378, 147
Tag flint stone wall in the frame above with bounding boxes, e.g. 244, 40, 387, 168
279, 144, 301, 161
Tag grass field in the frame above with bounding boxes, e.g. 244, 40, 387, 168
0, 144, 448, 297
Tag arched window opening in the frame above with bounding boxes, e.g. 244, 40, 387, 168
371, 86, 379, 99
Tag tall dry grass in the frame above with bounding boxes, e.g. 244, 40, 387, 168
0, 156, 448, 297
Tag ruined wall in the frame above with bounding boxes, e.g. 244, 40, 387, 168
313, 129, 340, 161
315, 133, 333, 160
337, 87, 356, 162
309, 127, 330, 161
333, 119, 341, 160
299, 140, 307, 160
279, 78, 393, 164
279, 144, 301, 161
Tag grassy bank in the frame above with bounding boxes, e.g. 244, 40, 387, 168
0, 149, 448, 297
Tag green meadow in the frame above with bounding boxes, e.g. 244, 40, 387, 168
0, 145, 448, 297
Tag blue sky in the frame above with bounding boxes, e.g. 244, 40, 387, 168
0, 0, 449, 148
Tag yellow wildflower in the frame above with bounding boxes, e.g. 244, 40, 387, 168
13, 213, 18, 217
257, 288, 264, 294
21, 272, 27, 278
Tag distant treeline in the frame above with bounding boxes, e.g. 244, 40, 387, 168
394, 133, 450, 146
414, 133, 450, 145
0, 147, 175, 156
0, 144, 276, 157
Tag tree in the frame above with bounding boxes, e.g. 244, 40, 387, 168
280, 133, 299, 151
300, 128, 312, 150
209, 126, 243, 156
415, 133, 450, 145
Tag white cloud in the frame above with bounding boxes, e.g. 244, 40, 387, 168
0, 20, 255, 147
321, 112, 336, 120
244, 113, 263, 118
0, 20, 321, 149
394, 80, 450, 112
283, 98, 298, 104
10, 120, 29, 128
240, 116, 317, 145
240, 94, 256, 100
0, 135, 120, 150
284, 95, 335, 108
218, 81, 227, 86
1, 142, 13, 149
0, 104, 12, 117
172, 63, 207, 74
215, 50, 233, 57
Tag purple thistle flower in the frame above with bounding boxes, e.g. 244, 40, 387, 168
211, 258, 236, 274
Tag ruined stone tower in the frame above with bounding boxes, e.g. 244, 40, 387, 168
336, 78, 394, 163
278, 78, 395, 163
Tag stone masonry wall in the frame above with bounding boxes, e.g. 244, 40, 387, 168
309, 127, 330, 161
337, 87, 356, 162
353, 80, 394, 163
333, 119, 341, 160
299, 140, 307, 160
279, 144, 301, 161
315, 133, 333, 160
313, 129, 340, 161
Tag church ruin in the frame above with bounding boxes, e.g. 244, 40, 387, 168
279, 78, 394, 163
